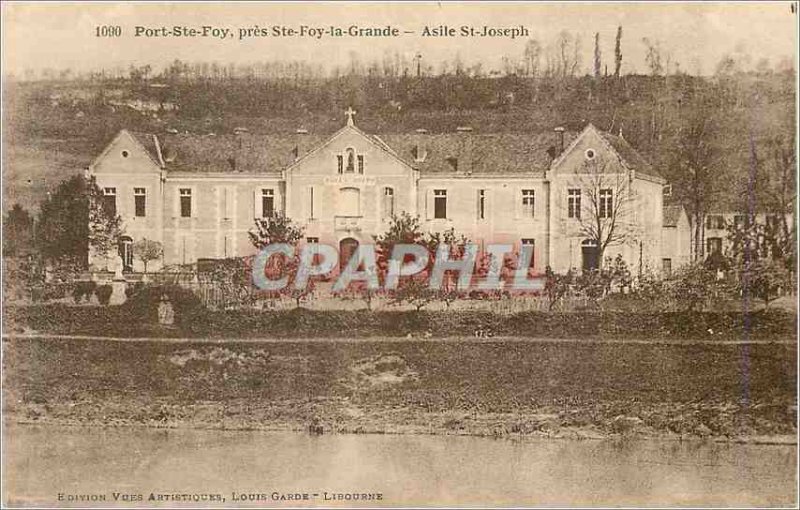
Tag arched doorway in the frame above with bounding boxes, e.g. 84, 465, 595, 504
339, 237, 359, 272
581, 239, 599, 272
119, 236, 134, 273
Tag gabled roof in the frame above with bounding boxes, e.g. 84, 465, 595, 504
98, 123, 658, 179
129, 131, 164, 168
599, 131, 662, 181
89, 129, 163, 171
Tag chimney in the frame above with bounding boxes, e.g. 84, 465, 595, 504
554, 126, 566, 155
413, 128, 428, 162
293, 128, 308, 161
456, 126, 473, 174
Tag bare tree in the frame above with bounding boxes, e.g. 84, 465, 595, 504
614, 26, 623, 79
567, 158, 639, 266
668, 112, 720, 262
524, 38, 542, 78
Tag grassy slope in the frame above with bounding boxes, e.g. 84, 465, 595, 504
4, 337, 796, 439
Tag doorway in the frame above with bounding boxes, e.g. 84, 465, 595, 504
119, 236, 134, 273
581, 239, 599, 272
339, 237, 359, 272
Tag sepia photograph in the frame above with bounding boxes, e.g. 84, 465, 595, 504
1, 1, 798, 507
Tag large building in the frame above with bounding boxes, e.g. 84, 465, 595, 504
88, 110, 678, 276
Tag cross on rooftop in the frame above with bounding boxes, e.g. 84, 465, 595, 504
345, 107, 356, 126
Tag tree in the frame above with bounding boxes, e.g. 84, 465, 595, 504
668, 110, 720, 261
614, 26, 623, 78
567, 158, 638, 267
523, 38, 542, 78
3, 203, 34, 257
375, 212, 470, 310
248, 213, 305, 249
593, 32, 602, 79
642, 38, 664, 76
36, 175, 123, 269
742, 258, 792, 308
132, 238, 163, 273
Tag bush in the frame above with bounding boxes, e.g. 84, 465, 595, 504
72, 281, 97, 303
95, 285, 113, 306
4, 303, 795, 341
122, 284, 205, 326
125, 281, 145, 299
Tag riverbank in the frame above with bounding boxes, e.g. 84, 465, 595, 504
3, 336, 796, 442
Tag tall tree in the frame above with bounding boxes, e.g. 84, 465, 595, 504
668, 111, 720, 261
614, 26, 623, 78
593, 32, 602, 79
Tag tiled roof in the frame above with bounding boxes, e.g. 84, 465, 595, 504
125, 126, 657, 178
600, 131, 662, 181
379, 132, 577, 175
158, 133, 326, 174
129, 131, 163, 167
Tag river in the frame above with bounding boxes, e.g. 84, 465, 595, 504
3, 424, 796, 507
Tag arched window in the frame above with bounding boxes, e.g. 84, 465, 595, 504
346, 148, 355, 173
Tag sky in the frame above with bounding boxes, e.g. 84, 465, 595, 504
2, 2, 797, 77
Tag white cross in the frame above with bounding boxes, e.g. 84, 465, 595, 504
345, 107, 356, 126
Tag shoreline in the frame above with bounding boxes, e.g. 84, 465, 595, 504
6, 416, 797, 446
4, 336, 795, 447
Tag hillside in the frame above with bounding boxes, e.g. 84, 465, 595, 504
2, 72, 794, 214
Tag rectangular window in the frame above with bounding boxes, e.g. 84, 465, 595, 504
309, 187, 315, 219
706, 215, 725, 230
734, 214, 748, 229
522, 189, 535, 218
306, 237, 319, 243
477, 189, 486, 220
357, 155, 364, 174
134, 187, 146, 217
383, 187, 395, 218
179, 188, 192, 218
568, 189, 581, 219
337, 155, 343, 174
102, 187, 117, 217
521, 238, 535, 268
599, 189, 613, 219
261, 189, 274, 218
662, 258, 672, 276
434, 189, 447, 219
707, 237, 722, 255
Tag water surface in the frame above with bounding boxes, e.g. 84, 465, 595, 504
3, 424, 796, 507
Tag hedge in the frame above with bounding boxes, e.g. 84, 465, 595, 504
3, 303, 795, 341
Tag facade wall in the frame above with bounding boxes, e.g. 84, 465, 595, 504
88, 126, 672, 277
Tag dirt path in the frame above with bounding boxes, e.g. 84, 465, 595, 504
4, 333, 796, 344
